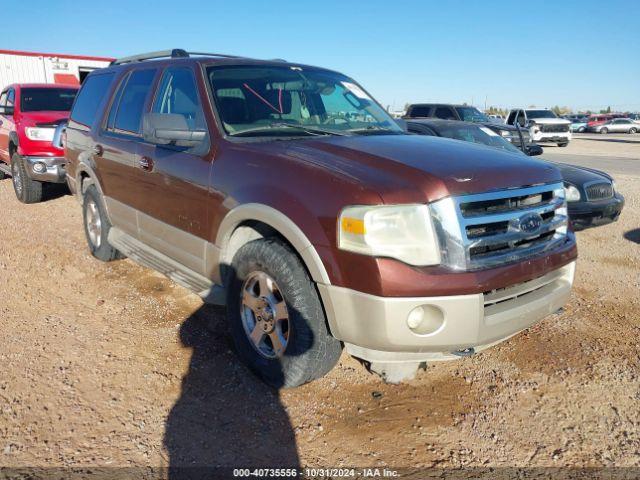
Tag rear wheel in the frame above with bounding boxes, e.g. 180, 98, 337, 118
600, 127, 609, 134
227, 238, 342, 388
82, 184, 122, 262
630, 127, 637, 134
11, 153, 42, 203
578, 126, 586, 133
558, 142, 569, 147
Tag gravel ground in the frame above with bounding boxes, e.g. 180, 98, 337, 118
0, 170, 638, 473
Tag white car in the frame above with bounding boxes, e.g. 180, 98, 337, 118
506, 108, 572, 147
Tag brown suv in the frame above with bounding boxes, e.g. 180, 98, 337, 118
60, 50, 577, 387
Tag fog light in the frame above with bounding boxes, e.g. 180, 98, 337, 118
33, 162, 46, 174
406, 305, 445, 335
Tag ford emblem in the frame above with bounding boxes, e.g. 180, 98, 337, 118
518, 213, 543, 234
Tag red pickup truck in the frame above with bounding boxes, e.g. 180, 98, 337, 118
0, 83, 78, 203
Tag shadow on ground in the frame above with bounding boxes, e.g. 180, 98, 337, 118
575, 137, 640, 144
163, 304, 299, 479
623, 228, 640, 244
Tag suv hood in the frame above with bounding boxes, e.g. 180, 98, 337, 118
19, 111, 70, 127
528, 118, 570, 125
255, 134, 561, 203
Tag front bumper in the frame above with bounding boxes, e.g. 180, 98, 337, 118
569, 194, 625, 231
531, 131, 571, 143
24, 156, 66, 183
319, 261, 575, 363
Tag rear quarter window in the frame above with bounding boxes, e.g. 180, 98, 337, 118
70, 72, 116, 128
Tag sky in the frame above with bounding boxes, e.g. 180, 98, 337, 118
5, 0, 639, 112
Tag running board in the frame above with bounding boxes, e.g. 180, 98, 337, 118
0, 163, 11, 176
108, 227, 226, 305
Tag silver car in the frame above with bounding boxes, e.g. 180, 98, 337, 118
591, 118, 638, 134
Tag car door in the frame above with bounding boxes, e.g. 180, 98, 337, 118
133, 65, 212, 276
0, 90, 9, 161
96, 67, 159, 238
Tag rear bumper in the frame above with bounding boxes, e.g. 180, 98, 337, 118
319, 261, 575, 363
569, 194, 624, 231
24, 156, 66, 183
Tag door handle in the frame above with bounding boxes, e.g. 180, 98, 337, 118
93, 144, 103, 156
139, 156, 154, 172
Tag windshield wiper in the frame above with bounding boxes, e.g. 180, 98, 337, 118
347, 125, 404, 135
230, 122, 349, 137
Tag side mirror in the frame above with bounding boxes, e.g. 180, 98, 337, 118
142, 113, 207, 147
52, 120, 68, 149
0, 105, 14, 115
526, 144, 543, 156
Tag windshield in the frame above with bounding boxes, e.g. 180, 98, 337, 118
526, 110, 557, 119
455, 107, 490, 123
436, 123, 522, 154
20, 88, 77, 112
206, 65, 403, 137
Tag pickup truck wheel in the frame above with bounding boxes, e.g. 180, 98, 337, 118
82, 185, 122, 262
227, 238, 342, 388
11, 153, 43, 203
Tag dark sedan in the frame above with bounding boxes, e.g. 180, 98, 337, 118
406, 119, 624, 231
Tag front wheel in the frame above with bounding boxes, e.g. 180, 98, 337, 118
558, 142, 569, 147
600, 128, 609, 134
11, 153, 43, 203
630, 128, 637, 134
227, 238, 342, 388
578, 126, 586, 133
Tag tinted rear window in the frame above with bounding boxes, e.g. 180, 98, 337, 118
20, 88, 77, 112
70, 73, 116, 127
408, 106, 431, 117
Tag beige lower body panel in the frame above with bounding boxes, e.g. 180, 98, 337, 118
319, 261, 575, 363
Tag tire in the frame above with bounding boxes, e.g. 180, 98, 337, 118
578, 127, 586, 133
227, 238, 342, 388
11, 153, 43, 203
82, 184, 122, 262
630, 128, 637, 134
0, 165, 6, 181
600, 128, 608, 134
558, 142, 569, 147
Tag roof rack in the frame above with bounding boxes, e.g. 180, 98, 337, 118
110, 49, 248, 66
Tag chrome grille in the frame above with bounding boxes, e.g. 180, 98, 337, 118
541, 124, 570, 133
430, 183, 568, 271
585, 182, 613, 201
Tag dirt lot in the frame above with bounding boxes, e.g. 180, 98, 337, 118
0, 155, 639, 474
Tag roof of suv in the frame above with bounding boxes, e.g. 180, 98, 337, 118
102, 49, 339, 75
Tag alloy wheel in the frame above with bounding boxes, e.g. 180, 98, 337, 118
240, 271, 290, 359
11, 160, 22, 197
85, 199, 102, 248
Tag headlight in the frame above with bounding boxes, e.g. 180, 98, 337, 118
25, 127, 55, 141
564, 184, 581, 202
338, 204, 440, 266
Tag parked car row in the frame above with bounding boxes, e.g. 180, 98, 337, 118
563, 113, 639, 134
0, 49, 622, 386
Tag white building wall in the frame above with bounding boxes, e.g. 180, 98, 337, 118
0, 52, 111, 92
